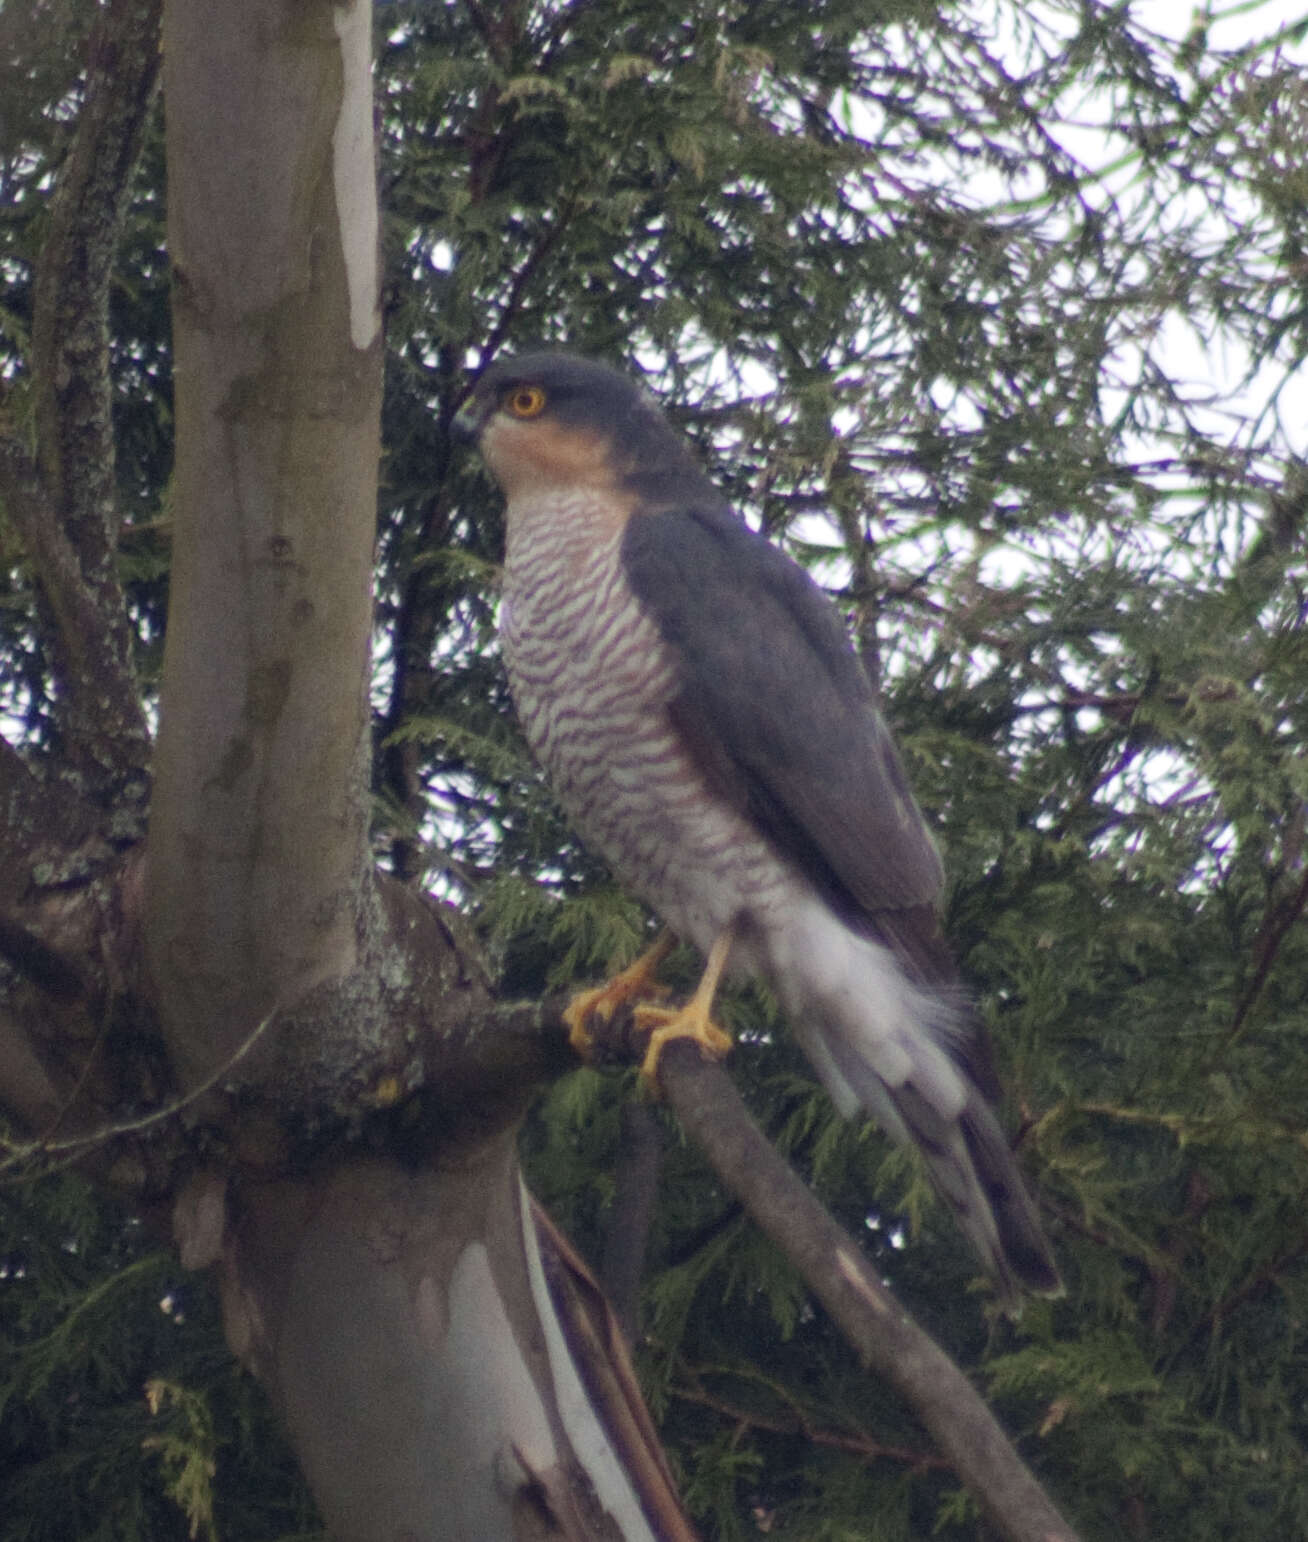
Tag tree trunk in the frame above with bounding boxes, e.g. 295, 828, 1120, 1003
178, 1144, 693, 1541
151, 0, 383, 1088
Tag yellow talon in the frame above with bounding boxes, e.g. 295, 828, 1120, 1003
563, 931, 675, 1060
634, 927, 735, 1089
634, 1001, 733, 1087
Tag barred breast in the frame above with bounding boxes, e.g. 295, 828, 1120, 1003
499, 491, 788, 961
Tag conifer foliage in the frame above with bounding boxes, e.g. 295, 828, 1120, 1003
2, 0, 1307, 1537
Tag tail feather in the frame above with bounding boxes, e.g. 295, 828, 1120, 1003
773, 898, 1060, 1303
958, 1096, 1061, 1296
796, 1008, 1059, 1304
863, 1055, 1059, 1304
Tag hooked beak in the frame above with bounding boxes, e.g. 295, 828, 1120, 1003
451, 393, 490, 444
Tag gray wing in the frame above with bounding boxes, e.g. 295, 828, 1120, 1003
620, 500, 945, 924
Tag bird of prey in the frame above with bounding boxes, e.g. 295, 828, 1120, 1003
454, 351, 1059, 1301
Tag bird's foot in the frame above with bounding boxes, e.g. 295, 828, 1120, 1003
563, 932, 675, 1062
633, 998, 733, 1090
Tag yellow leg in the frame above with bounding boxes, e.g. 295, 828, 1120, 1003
634, 927, 735, 1089
564, 931, 676, 1061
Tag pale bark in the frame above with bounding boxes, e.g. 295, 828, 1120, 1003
149, 0, 384, 1086
178, 1146, 696, 1542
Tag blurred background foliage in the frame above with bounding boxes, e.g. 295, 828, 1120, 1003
2, 0, 1307, 1535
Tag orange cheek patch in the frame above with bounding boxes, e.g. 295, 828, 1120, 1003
480, 417, 616, 498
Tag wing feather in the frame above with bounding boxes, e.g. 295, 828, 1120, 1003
621, 502, 944, 920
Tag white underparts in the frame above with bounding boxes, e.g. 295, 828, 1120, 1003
766, 888, 968, 1133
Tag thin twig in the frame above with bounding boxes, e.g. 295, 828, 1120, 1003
670, 1363, 947, 1471
0, 1005, 279, 1176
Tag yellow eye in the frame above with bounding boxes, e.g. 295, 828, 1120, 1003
503, 384, 547, 419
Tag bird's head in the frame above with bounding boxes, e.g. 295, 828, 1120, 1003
453, 351, 712, 509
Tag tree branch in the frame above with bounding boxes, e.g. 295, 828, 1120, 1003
379, 479, 460, 881
23, 0, 159, 785
0, 911, 89, 1001
0, 739, 120, 1142
600, 1100, 665, 1342
669, 1366, 948, 1471
0, 431, 147, 783
656, 1039, 1079, 1542
0, 737, 102, 903
1228, 865, 1308, 1043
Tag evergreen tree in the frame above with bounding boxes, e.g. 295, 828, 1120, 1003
2, 0, 1306, 1536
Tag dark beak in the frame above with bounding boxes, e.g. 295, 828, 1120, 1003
451, 394, 487, 444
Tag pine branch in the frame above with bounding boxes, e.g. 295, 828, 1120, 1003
1228, 866, 1308, 1043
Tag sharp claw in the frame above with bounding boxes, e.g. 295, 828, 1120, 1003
563, 991, 601, 1059
635, 1002, 733, 1088
562, 933, 676, 1062
562, 926, 736, 1085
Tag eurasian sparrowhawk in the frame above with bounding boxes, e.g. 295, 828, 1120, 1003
454, 351, 1059, 1302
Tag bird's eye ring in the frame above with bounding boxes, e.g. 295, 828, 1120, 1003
504, 385, 547, 419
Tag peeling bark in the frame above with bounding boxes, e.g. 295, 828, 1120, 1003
196, 1142, 692, 1539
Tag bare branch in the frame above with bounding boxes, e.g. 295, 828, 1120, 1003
0, 431, 148, 783
670, 1365, 948, 1471
0, 1004, 278, 1178
0, 737, 102, 899
0, 911, 89, 1001
600, 1101, 665, 1342
1228, 866, 1308, 1044
0, 739, 116, 1139
0, 1008, 64, 1138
